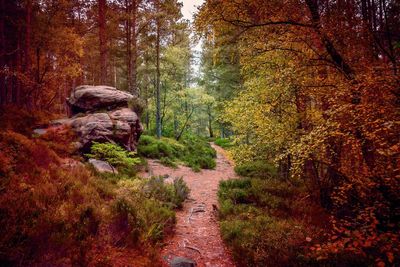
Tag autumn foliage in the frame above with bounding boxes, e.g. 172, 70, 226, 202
0, 109, 185, 266
196, 0, 399, 265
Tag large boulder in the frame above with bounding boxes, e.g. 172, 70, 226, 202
51, 86, 142, 152
67, 85, 135, 114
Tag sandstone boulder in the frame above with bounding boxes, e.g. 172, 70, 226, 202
89, 159, 118, 174
51, 86, 142, 152
67, 85, 135, 114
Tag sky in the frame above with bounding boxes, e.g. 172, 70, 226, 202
180, 0, 205, 79
181, 0, 204, 21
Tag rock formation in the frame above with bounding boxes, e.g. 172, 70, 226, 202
52, 85, 142, 151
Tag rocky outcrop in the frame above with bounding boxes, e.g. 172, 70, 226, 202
51, 85, 142, 151
67, 85, 134, 114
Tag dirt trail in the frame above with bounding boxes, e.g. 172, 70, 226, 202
143, 144, 236, 267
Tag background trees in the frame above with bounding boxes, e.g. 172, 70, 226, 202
196, 0, 400, 263
0, 0, 219, 139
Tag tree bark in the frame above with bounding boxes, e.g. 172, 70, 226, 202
24, 0, 31, 74
125, 0, 132, 91
155, 3, 162, 138
208, 105, 213, 138
0, 0, 5, 105
131, 0, 138, 95
305, 0, 355, 79
98, 0, 107, 84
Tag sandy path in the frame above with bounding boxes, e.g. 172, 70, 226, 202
142, 144, 236, 267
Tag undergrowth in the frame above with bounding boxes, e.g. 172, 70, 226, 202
86, 141, 141, 175
220, 160, 388, 266
234, 160, 278, 179
218, 176, 329, 267
137, 134, 216, 171
0, 109, 189, 266
214, 137, 233, 149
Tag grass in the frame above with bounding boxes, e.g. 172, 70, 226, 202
137, 134, 216, 171
214, 137, 233, 149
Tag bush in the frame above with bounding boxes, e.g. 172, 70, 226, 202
159, 157, 178, 168
144, 176, 190, 209
138, 134, 216, 171
218, 177, 327, 266
138, 135, 184, 159
220, 216, 308, 267
180, 135, 216, 170
86, 142, 141, 171
0, 126, 189, 266
214, 137, 233, 148
234, 160, 277, 179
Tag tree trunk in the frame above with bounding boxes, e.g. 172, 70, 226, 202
155, 12, 162, 138
0, 0, 4, 105
208, 106, 213, 138
98, 0, 107, 84
305, 0, 354, 79
24, 0, 31, 75
126, 0, 132, 91
131, 0, 138, 95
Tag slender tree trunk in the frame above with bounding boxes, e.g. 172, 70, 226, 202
176, 108, 195, 141
125, 0, 132, 91
208, 106, 213, 138
21, 0, 32, 106
131, 0, 138, 95
305, 0, 354, 79
174, 114, 178, 137
0, 0, 5, 105
98, 0, 107, 84
24, 0, 31, 74
155, 14, 162, 138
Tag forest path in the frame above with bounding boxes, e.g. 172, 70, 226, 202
142, 144, 236, 267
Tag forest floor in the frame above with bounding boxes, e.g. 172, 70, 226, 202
141, 144, 236, 267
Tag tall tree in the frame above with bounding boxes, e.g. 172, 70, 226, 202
98, 0, 107, 84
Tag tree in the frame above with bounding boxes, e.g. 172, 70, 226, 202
196, 0, 400, 263
98, 0, 108, 84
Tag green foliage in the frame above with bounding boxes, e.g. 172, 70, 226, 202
218, 177, 326, 266
159, 157, 178, 168
144, 176, 190, 209
234, 160, 278, 179
138, 135, 184, 159
214, 137, 233, 148
111, 194, 175, 244
86, 142, 141, 171
138, 134, 216, 171
180, 134, 216, 170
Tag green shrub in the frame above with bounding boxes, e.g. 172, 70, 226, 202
218, 177, 326, 266
138, 135, 184, 159
138, 134, 216, 171
214, 137, 233, 148
86, 142, 141, 170
220, 215, 307, 267
159, 157, 178, 168
234, 160, 277, 179
139, 199, 175, 243
144, 176, 190, 209
180, 135, 216, 170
